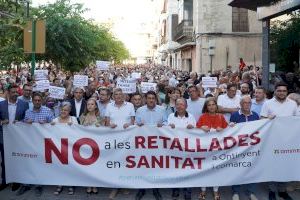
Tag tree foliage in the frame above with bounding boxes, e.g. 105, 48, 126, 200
270, 11, 300, 72
0, 0, 130, 71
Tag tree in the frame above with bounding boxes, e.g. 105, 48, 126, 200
270, 11, 300, 72
0, 0, 130, 71
0, 0, 28, 68
33, 0, 130, 71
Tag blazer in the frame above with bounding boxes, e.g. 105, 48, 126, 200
69, 98, 86, 119
0, 99, 29, 144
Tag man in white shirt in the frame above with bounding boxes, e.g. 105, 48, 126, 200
217, 83, 241, 122
260, 83, 297, 119
186, 85, 205, 122
105, 88, 135, 129
18, 84, 33, 109
260, 82, 296, 200
167, 97, 195, 200
168, 98, 196, 129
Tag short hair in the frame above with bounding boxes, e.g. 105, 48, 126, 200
187, 85, 198, 91
60, 101, 72, 110
175, 97, 187, 106
73, 86, 85, 93
32, 92, 43, 99
23, 83, 32, 89
98, 87, 111, 96
113, 88, 123, 95
274, 82, 288, 90
145, 90, 157, 98
255, 86, 265, 93
227, 83, 237, 90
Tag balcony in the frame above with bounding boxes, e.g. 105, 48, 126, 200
173, 20, 194, 44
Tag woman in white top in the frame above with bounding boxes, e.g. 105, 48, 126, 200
51, 101, 77, 195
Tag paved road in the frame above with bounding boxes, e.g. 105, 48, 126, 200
1, 184, 300, 200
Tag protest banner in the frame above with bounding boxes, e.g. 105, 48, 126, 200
73, 75, 88, 87
4, 117, 300, 188
117, 79, 136, 93
202, 77, 218, 88
141, 82, 157, 93
96, 61, 110, 71
131, 72, 141, 79
49, 86, 65, 100
33, 80, 50, 91
34, 70, 48, 80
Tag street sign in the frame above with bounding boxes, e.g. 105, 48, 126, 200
24, 20, 46, 54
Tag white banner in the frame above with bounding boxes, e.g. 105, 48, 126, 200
96, 61, 110, 71
73, 75, 88, 87
141, 82, 157, 93
33, 80, 50, 91
49, 86, 65, 100
131, 72, 141, 79
202, 77, 217, 88
4, 117, 300, 188
117, 79, 136, 94
34, 70, 48, 80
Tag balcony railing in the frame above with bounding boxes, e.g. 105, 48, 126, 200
173, 20, 193, 43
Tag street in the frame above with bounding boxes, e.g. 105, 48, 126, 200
1, 184, 300, 200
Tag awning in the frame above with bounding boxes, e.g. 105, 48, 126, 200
228, 0, 275, 11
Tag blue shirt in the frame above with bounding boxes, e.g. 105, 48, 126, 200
251, 99, 265, 116
24, 106, 54, 123
136, 105, 167, 126
230, 110, 259, 123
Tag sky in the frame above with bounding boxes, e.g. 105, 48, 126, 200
32, 0, 163, 58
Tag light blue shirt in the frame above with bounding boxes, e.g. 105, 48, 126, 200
251, 99, 265, 116
136, 105, 167, 126
18, 96, 33, 110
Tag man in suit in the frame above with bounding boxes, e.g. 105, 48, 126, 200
0, 84, 29, 191
69, 87, 86, 123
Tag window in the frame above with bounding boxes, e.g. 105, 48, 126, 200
232, 7, 249, 32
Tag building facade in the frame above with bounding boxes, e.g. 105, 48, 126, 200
156, 0, 263, 73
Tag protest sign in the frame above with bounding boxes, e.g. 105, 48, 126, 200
34, 70, 48, 80
141, 82, 157, 93
73, 75, 88, 87
34, 80, 50, 91
131, 72, 141, 79
49, 86, 65, 100
202, 77, 218, 88
96, 61, 110, 71
117, 79, 136, 93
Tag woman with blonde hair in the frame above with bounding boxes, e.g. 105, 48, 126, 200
80, 98, 104, 194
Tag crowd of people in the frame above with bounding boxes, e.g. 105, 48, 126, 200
0, 61, 300, 200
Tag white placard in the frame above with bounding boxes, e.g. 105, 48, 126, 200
73, 75, 88, 87
49, 86, 65, 100
202, 77, 218, 88
141, 82, 157, 93
34, 80, 50, 91
34, 70, 48, 80
131, 72, 141, 79
96, 61, 110, 71
269, 63, 276, 73
117, 79, 136, 94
